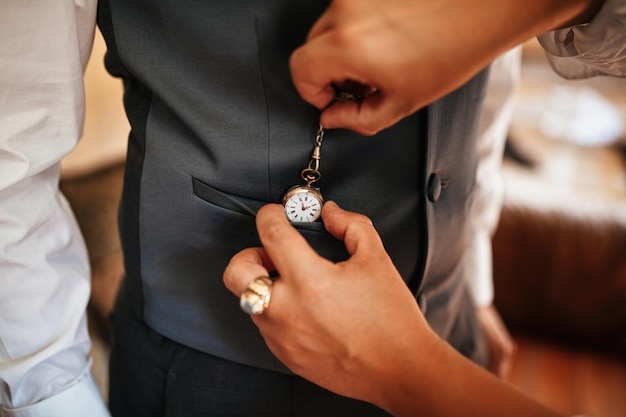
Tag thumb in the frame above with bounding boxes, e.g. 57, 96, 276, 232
321, 201, 387, 261
255, 204, 333, 280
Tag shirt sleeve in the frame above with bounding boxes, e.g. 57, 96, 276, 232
464, 47, 522, 307
537, 0, 626, 79
0, 1, 109, 416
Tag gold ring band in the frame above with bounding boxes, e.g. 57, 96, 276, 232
240, 276, 273, 315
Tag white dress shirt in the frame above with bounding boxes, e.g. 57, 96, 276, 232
466, 47, 523, 307
0, 0, 624, 415
0, 1, 109, 416
538, 0, 626, 79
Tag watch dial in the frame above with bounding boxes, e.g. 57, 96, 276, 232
284, 191, 322, 222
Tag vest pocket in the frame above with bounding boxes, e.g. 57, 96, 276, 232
191, 176, 348, 262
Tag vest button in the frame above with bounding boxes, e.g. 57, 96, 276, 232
427, 173, 442, 202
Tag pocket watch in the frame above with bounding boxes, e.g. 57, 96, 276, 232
282, 183, 324, 222
281, 124, 326, 223
281, 90, 365, 222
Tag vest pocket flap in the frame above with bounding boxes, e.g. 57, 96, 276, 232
192, 177, 262, 217
192, 177, 328, 233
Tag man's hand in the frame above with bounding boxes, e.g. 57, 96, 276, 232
290, 0, 481, 135
223, 202, 438, 406
223, 203, 567, 417
290, 0, 603, 135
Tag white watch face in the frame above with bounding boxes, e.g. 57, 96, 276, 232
284, 190, 323, 222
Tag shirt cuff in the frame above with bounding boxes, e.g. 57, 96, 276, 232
537, 0, 626, 79
0, 367, 110, 417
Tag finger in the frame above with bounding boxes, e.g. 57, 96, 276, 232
493, 338, 516, 380
297, 7, 345, 109
255, 204, 331, 279
289, 38, 369, 110
223, 247, 273, 296
320, 92, 415, 135
289, 47, 337, 110
496, 355, 513, 381
321, 201, 386, 258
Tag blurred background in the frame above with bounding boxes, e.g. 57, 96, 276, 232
62, 30, 626, 416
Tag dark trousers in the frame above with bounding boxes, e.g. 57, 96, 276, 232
108, 282, 391, 417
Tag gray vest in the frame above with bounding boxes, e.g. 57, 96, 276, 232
98, 0, 489, 371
